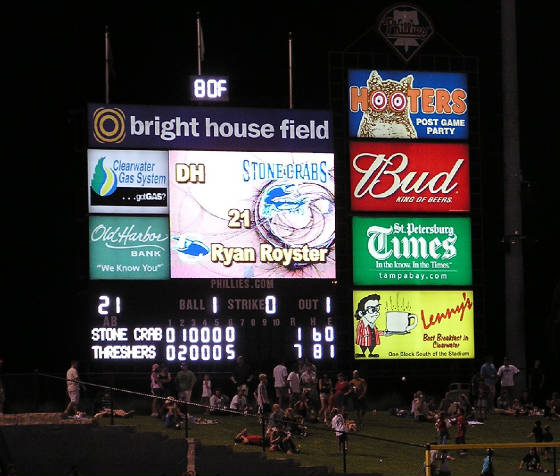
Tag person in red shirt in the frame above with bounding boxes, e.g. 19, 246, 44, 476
455, 407, 468, 455
330, 373, 352, 412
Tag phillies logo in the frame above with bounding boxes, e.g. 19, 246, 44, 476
349, 142, 470, 212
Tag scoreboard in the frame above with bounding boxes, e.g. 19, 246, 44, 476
86, 104, 337, 366
89, 280, 337, 363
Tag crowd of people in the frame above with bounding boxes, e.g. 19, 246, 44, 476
50, 354, 558, 467
145, 355, 369, 452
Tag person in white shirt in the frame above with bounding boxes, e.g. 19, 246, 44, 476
209, 389, 230, 414
63, 360, 83, 416
331, 407, 347, 453
287, 367, 301, 407
497, 356, 520, 408
273, 361, 289, 409
230, 388, 248, 413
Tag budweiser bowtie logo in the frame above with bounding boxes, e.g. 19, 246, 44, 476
350, 142, 470, 213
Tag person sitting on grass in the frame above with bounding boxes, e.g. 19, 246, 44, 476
283, 407, 306, 436
519, 447, 542, 472
163, 398, 185, 429
209, 388, 230, 415
268, 427, 299, 454
93, 391, 135, 420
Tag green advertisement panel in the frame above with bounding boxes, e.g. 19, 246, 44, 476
353, 216, 472, 286
89, 216, 170, 279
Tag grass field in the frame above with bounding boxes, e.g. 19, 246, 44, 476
98, 409, 559, 475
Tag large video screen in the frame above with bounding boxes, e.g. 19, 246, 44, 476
169, 150, 336, 279
353, 289, 474, 360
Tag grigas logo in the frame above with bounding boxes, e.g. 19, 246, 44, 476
93, 107, 126, 143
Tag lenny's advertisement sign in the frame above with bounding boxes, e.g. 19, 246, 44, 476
353, 216, 472, 286
353, 289, 474, 360
348, 70, 468, 140
89, 216, 170, 279
169, 150, 336, 279
350, 141, 470, 212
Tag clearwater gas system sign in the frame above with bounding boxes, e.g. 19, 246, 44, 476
169, 150, 336, 279
350, 141, 470, 212
347, 70, 468, 140
88, 149, 169, 214
353, 289, 474, 359
353, 216, 472, 286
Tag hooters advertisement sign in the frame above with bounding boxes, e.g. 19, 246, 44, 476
350, 142, 470, 212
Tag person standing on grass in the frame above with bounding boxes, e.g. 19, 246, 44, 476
331, 407, 347, 453
455, 407, 468, 455
273, 360, 289, 410
349, 370, 368, 430
0, 357, 5, 415
287, 366, 301, 408
150, 363, 163, 417
480, 355, 498, 411
63, 360, 84, 416
480, 448, 495, 476
256, 373, 271, 419
175, 362, 197, 404
435, 411, 450, 445
497, 356, 519, 408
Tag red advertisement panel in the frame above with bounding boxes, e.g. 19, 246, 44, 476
350, 142, 470, 212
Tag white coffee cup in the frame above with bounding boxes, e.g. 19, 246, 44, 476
386, 311, 418, 333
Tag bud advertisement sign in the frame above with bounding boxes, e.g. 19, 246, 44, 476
348, 70, 468, 140
353, 289, 474, 360
169, 150, 336, 279
350, 141, 470, 212
353, 216, 472, 286
88, 149, 169, 214
89, 216, 170, 279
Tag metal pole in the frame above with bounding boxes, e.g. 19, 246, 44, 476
501, 0, 526, 380
288, 32, 293, 109
110, 389, 114, 426
342, 432, 347, 473
104, 26, 110, 104
261, 414, 266, 453
184, 403, 189, 438
196, 13, 202, 76
424, 444, 432, 476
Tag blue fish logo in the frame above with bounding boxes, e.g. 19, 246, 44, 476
262, 184, 306, 215
172, 234, 210, 263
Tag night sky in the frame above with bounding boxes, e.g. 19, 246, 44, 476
4, 2, 557, 387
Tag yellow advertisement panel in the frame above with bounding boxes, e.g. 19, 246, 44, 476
353, 289, 474, 360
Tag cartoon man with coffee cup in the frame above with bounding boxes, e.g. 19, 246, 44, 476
354, 293, 418, 358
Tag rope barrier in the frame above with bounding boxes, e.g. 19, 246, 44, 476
39, 371, 428, 449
